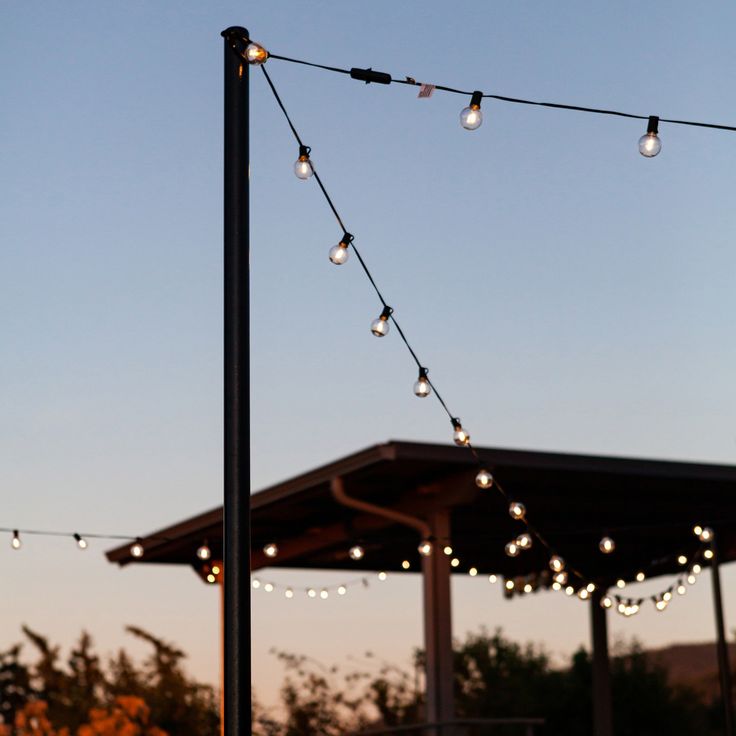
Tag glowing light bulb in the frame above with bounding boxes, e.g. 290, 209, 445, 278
552, 582, 562, 591
549, 555, 565, 573
469, 567, 478, 577
320, 589, 329, 599
378, 571, 387, 581
488, 574, 498, 584
678, 555, 688, 565
370, 306, 392, 336
554, 571, 568, 585
565, 586, 575, 597
693, 564, 702, 574
307, 588, 317, 598
516, 533, 533, 550
618, 602, 626, 614
638, 116, 662, 157
460, 91, 484, 130
475, 469, 494, 489
578, 588, 590, 600
329, 232, 352, 265
294, 145, 314, 180
450, 558, 460, 568
197, 543, 211, 561
244, 41, 268, 65
655, 599, 667, 611
687, 574, 696, 585
11, 530, 21, 550
693, 525, 703, 537
699, 527, 714, 542
663, 591, 672, 602
443, 545, 453, 556
418, 540, 433, 557
285, 587, 294, 599
601, 596, 613, 609
523, 583, 533, 593
704, 549, 714, 560
212, 566, 221, 575
252, 579, 261, 589
130, 540, 144, 558
349, 545, 365, 561
337, 585, 347, 596
264, 583, 274, 593
402, 560, 411, 570
207, 574, 216, 584
74, 534, 88, 550
599, 537, 615, 554
677, 584, 686, 595
509, 501, 526, 520
505, 541, 520, 558
414, 367, 431, 397
263, 542, 278, 558
505, 580, 515, 591
451, 418, 470, 446
586, 583, 596, 593
616, 578, 626, 589
636, 571, 645, 582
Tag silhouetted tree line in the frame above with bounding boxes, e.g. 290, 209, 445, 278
254, 629, 728, 735
0, 626, 219, 735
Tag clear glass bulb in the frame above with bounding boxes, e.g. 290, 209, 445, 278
252, 579, 261, 589
371, 316, 390, 337
601, 596, 613, 609
516, 533, 532, 550
554, 571, 568, 585
74, 534, 88, 550
263, 542, 278, 558
599, 536, 615, 554
337, 585, 347, 595
678, 555, 688, 565
475, 469, 494, 489
378, 571, 387, 581
565, 586, 575, 596
638, 132, 661, 157
264, 582, 274, 593
460, 105, 483, 130
245, 42, 268, 65
687, 573, 696, 585
549, 555, 565, 572
704, 549, 714, 560
307, 588, 316, 598
677, 584, 686, 595
197, 544, 211, 561
414, 376, 431, 397
505, 579, 515, 591
468, 567, 478, 577
418, 540, 433, 556
453, 426, 470, 446
523, 583, 533, 593
616, 578, 625, 588
285, 587, 294, 598
578, 588, 589, 600
320, 589, 329, 599
11, 531, 21, 550
505, 541, 520, 557
403, 559, 412, 569
509, 501, 526, 520
329, 243, 349, 265
443, 545, 453, 556
699, 527, 714, 542
489, 574, 497, 584
349, 544, 364, 560
636, 571, 645, 582
130, 541, 144, 558
294, 156, 313, 180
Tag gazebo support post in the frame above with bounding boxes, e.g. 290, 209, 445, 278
711, 538, 735, 736
590, 591, 613, 736
422, 509, 455, 735
222, 26, 251, 736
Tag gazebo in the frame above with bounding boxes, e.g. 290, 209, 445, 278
107, 440, 736, 735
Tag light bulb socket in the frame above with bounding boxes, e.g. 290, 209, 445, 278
418, 367, 429, 380
298, 144, 311, 159
451, 417, 462, 430
647, 115, 659, 134
379, 305, 393, 321
470, 91, 483, 109
74, 534, 82, 542
350, 67, 392, 85
340, 232, 354, 247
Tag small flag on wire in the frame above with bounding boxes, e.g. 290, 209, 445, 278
417, 83, 436, 98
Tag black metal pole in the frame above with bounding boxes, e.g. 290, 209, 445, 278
222, 26, 250, 736
711, 538, 735, 736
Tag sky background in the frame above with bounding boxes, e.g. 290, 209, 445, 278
2, 0, 736, 713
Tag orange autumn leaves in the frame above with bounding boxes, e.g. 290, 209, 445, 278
1, 698, 167, 736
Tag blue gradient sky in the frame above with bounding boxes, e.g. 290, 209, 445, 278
2, 0, 736, 710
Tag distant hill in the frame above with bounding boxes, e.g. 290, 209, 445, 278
647, 641, 736, 701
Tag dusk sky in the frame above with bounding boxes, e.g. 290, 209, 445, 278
2, 1, 736, 711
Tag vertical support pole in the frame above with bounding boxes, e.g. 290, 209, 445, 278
711, 539, 735, 736
590, 591, 613, 736
422, 510, 454, 733
222, 25, 250, 736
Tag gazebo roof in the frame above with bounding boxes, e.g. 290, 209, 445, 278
106, 440, 736, 588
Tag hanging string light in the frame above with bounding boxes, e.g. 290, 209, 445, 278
370, 306, 393, 337
475, 469, 494, 489
197, 542, 212, 561
74, 534, 88, 550
294, 145, 314, 179
349, 544, 365, 560
418, 539, 433, 556
599, 536, 615, 554
516, 533, 533, 550
460, 91, 484, 130
509, 501, 526, 521
451, 418, 470, 446
329, 232, 352, 265
11, 530, 21, 550
130, 539, 145, 559
263, 542, 279, 558
638, 116, 662, 157
244, 41, 268, 65
413, 367, 431, 398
